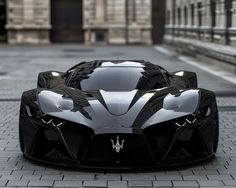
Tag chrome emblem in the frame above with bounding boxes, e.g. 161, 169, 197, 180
111, 136, 125, 153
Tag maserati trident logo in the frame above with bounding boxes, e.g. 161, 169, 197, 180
111, 136, 125, 153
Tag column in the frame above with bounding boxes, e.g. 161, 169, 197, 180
213, 0, 226, 44
202, 0, 211, 41
96, 0, 105, 23
23, 0, 34, 25
229, 0, 236, 46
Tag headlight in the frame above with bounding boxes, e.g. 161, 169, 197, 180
175, 116, 187, 127
26, 106, 65, 127
186, 114, 196, 124
27, 107, 43, 118
196, 107, 211, 118
174, 106, 211, 127
175, 114, 196, 127
41, 113, 65, 127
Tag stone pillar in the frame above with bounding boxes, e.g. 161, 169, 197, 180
231, 1, 236, 28
186, 1, 193, 38
201, 0, 211, 41
227, 0, 236, 46
213, 0, 226, 44
219, 0, 226, 28
24, 0, 34, 24
96, 0, 105, 23
205, 0, 212, 27
165, 0, 172, 37
187, 1, 192, 27
6, 0, 51, 44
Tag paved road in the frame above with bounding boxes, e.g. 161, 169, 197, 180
0, 45, 236, 187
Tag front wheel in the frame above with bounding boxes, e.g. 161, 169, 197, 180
19, 103, 25, 153
213, 113, 219, 153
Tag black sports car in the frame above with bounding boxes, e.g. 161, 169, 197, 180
19, 60, 219, 169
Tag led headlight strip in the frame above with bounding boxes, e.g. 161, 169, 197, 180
41, 113, 64, 127
26, 106, 65, 127
175, 107, 211, 127
175, 114, 196, 127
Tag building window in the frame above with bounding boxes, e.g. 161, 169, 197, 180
177, 7, 181, 25
211, 0, 216, 27
184, 6, 188, 25
198, 2, 202, 27
191, 3, 194, 26
172, 0, 176, 25
225, 0, 232, 28
0, 0, 6, 42
107, 0, 119, 22
132, 0, 136, 22
95, 31, 106, 42
167, 10, 171, 25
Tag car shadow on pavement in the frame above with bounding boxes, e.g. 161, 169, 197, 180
22, 154, 216, 174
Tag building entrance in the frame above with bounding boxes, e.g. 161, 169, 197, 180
0, 0, 6, 43
51, 0, 84, 43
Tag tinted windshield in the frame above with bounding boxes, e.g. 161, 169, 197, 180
67, 67, 168, 91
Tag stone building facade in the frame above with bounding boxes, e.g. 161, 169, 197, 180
0, 0, 155, 44
83, 0, 152, 44
165, 0, 236, 46
5, 0, 51, 44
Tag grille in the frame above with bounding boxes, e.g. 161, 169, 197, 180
60, 123, 93, 161
144, 122, 176, 161
82, 134, 154, 167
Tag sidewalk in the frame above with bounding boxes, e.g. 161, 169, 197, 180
164, 35, 236, 74
155, 45, 236, 85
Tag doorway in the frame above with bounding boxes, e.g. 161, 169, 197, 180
0, 0, 6, 43
51, 0, 83, 43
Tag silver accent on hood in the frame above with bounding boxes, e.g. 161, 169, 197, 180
100, 90, 137, 116
38, 91, 74, 113
143, 90, 200, 128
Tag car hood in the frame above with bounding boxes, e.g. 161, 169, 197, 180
37, 87, 200, 133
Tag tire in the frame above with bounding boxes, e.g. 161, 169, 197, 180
19, 125, 24, 153
213, 113, 219, 153
19, 103, 25, 153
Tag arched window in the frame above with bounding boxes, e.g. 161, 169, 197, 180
184, 6, 188, 25
177, 7, 181, 25
191, 3, 195, 26
198, 2, 202, 27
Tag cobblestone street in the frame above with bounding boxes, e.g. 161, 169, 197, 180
0, 45, 236, 187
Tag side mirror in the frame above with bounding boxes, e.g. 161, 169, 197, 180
38, 71, 65, 89
171, 71, 198, 88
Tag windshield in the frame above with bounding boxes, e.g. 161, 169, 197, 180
67, 67, 168, 91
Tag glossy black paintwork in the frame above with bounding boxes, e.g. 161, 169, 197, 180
36, 88, 200, 134
19, 60, 219, 168
66, 61, 168, 92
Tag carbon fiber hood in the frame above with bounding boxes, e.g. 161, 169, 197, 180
37, 87, 200, 133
